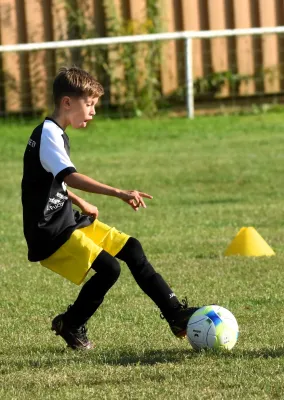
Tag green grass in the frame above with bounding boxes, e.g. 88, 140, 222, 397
1, 113, 284, 399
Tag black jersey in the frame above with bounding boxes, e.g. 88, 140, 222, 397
21, 117, 93, 262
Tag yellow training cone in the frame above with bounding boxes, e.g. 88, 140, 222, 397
224, 227, 275, 257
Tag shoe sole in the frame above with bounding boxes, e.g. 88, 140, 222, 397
51, 323, 94, 350
51, 324, 60, 335
175, 329, 187, 339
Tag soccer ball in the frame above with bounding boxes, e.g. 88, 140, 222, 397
186, 305, 239, 351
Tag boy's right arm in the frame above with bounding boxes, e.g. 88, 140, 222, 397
64, 172, 153, 211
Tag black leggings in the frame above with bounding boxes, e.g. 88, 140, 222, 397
64, 237, 180, 327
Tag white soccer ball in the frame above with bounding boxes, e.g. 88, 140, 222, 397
186, 305, 239, 351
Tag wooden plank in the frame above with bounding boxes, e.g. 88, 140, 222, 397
160, 0, 180, 96
129, 0, 147, 90
121, 0, 130, 19
129, 0, 146, 21
51, 0, 71, 77
198, 0, 211, 78
224, 0, 236, 76
82, 0, 96, 36
233, 0, 255, 94
275, 0, 284, 90
0, 2, 5, 113
41, 0, 56, 109
15, 0, 32, 111
249, 0, 263, 93
76, 0, 97, 72
181, 0, 204, 79
66, 0, 82, 65
92, 0, 111, 105
0, 0, 21, 112
258, 0, 280, 93
1, 0, 33, 112
52, 0, 68, 41
207, 0, 229, 96
104, 0, 126, 105
24, 0, 47, 110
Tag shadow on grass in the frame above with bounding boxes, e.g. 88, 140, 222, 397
191, 198, 241, 206
195, 253, 220, 259
0, 347, 197, 374
2, 345, 284, 374
97, 347, 197, 365
227, 346, 284, 359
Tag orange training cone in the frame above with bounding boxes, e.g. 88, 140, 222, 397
224, 227, 275, 257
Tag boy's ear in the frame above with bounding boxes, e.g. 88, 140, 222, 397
61, 96, 71, 109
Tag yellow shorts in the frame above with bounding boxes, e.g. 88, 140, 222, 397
40, 220, 130, 285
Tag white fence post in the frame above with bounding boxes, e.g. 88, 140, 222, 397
185, 36, 194, 119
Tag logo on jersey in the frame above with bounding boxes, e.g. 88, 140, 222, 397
46, 192, 68, 213
28, 139, 36, 148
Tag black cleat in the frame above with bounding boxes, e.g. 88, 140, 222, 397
162, 298, 200, 338
51, 313, 94, 350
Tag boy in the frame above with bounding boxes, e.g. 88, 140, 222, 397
21, 66, 199, 350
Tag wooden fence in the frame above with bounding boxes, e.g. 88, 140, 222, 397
0, 0, 284, 112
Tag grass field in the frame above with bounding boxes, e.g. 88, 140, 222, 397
1, 113, 284, 399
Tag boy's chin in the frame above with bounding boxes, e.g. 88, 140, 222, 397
72, 122, 87, 128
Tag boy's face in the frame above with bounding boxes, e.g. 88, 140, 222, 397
64, 96, 99, 129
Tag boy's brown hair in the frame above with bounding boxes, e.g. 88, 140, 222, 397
53, 66, 104, 107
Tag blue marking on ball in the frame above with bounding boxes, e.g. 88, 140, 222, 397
206, 310, 222, 326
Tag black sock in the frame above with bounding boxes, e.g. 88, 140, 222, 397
116, 237, 182, 319
64, 251, 121, 327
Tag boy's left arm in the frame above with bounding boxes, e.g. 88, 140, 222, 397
67, 189, 99, 219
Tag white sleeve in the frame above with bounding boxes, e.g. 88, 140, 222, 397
40, 125, 76, 178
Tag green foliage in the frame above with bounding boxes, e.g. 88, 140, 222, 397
194, 71, 251, 96
158, 71, 253, 108
59, 0, 162, 117
193, 66, 282, 98
62, 0, 97, 69
102, 0, 162, 117
162, 66, 283, 111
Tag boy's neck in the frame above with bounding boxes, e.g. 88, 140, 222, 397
50, 110, 69, 131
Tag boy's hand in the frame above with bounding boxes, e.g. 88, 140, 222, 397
118, 190, 153, 211
80, 201, 99, 219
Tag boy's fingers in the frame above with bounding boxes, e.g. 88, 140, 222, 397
139, 198, 147, 208
132, 195, 146, 209
129, 199, 138, 210
138, 191, 153, 199
127, 197, 147, 210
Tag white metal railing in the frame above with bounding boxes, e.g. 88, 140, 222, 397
1, 26, 284, 118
